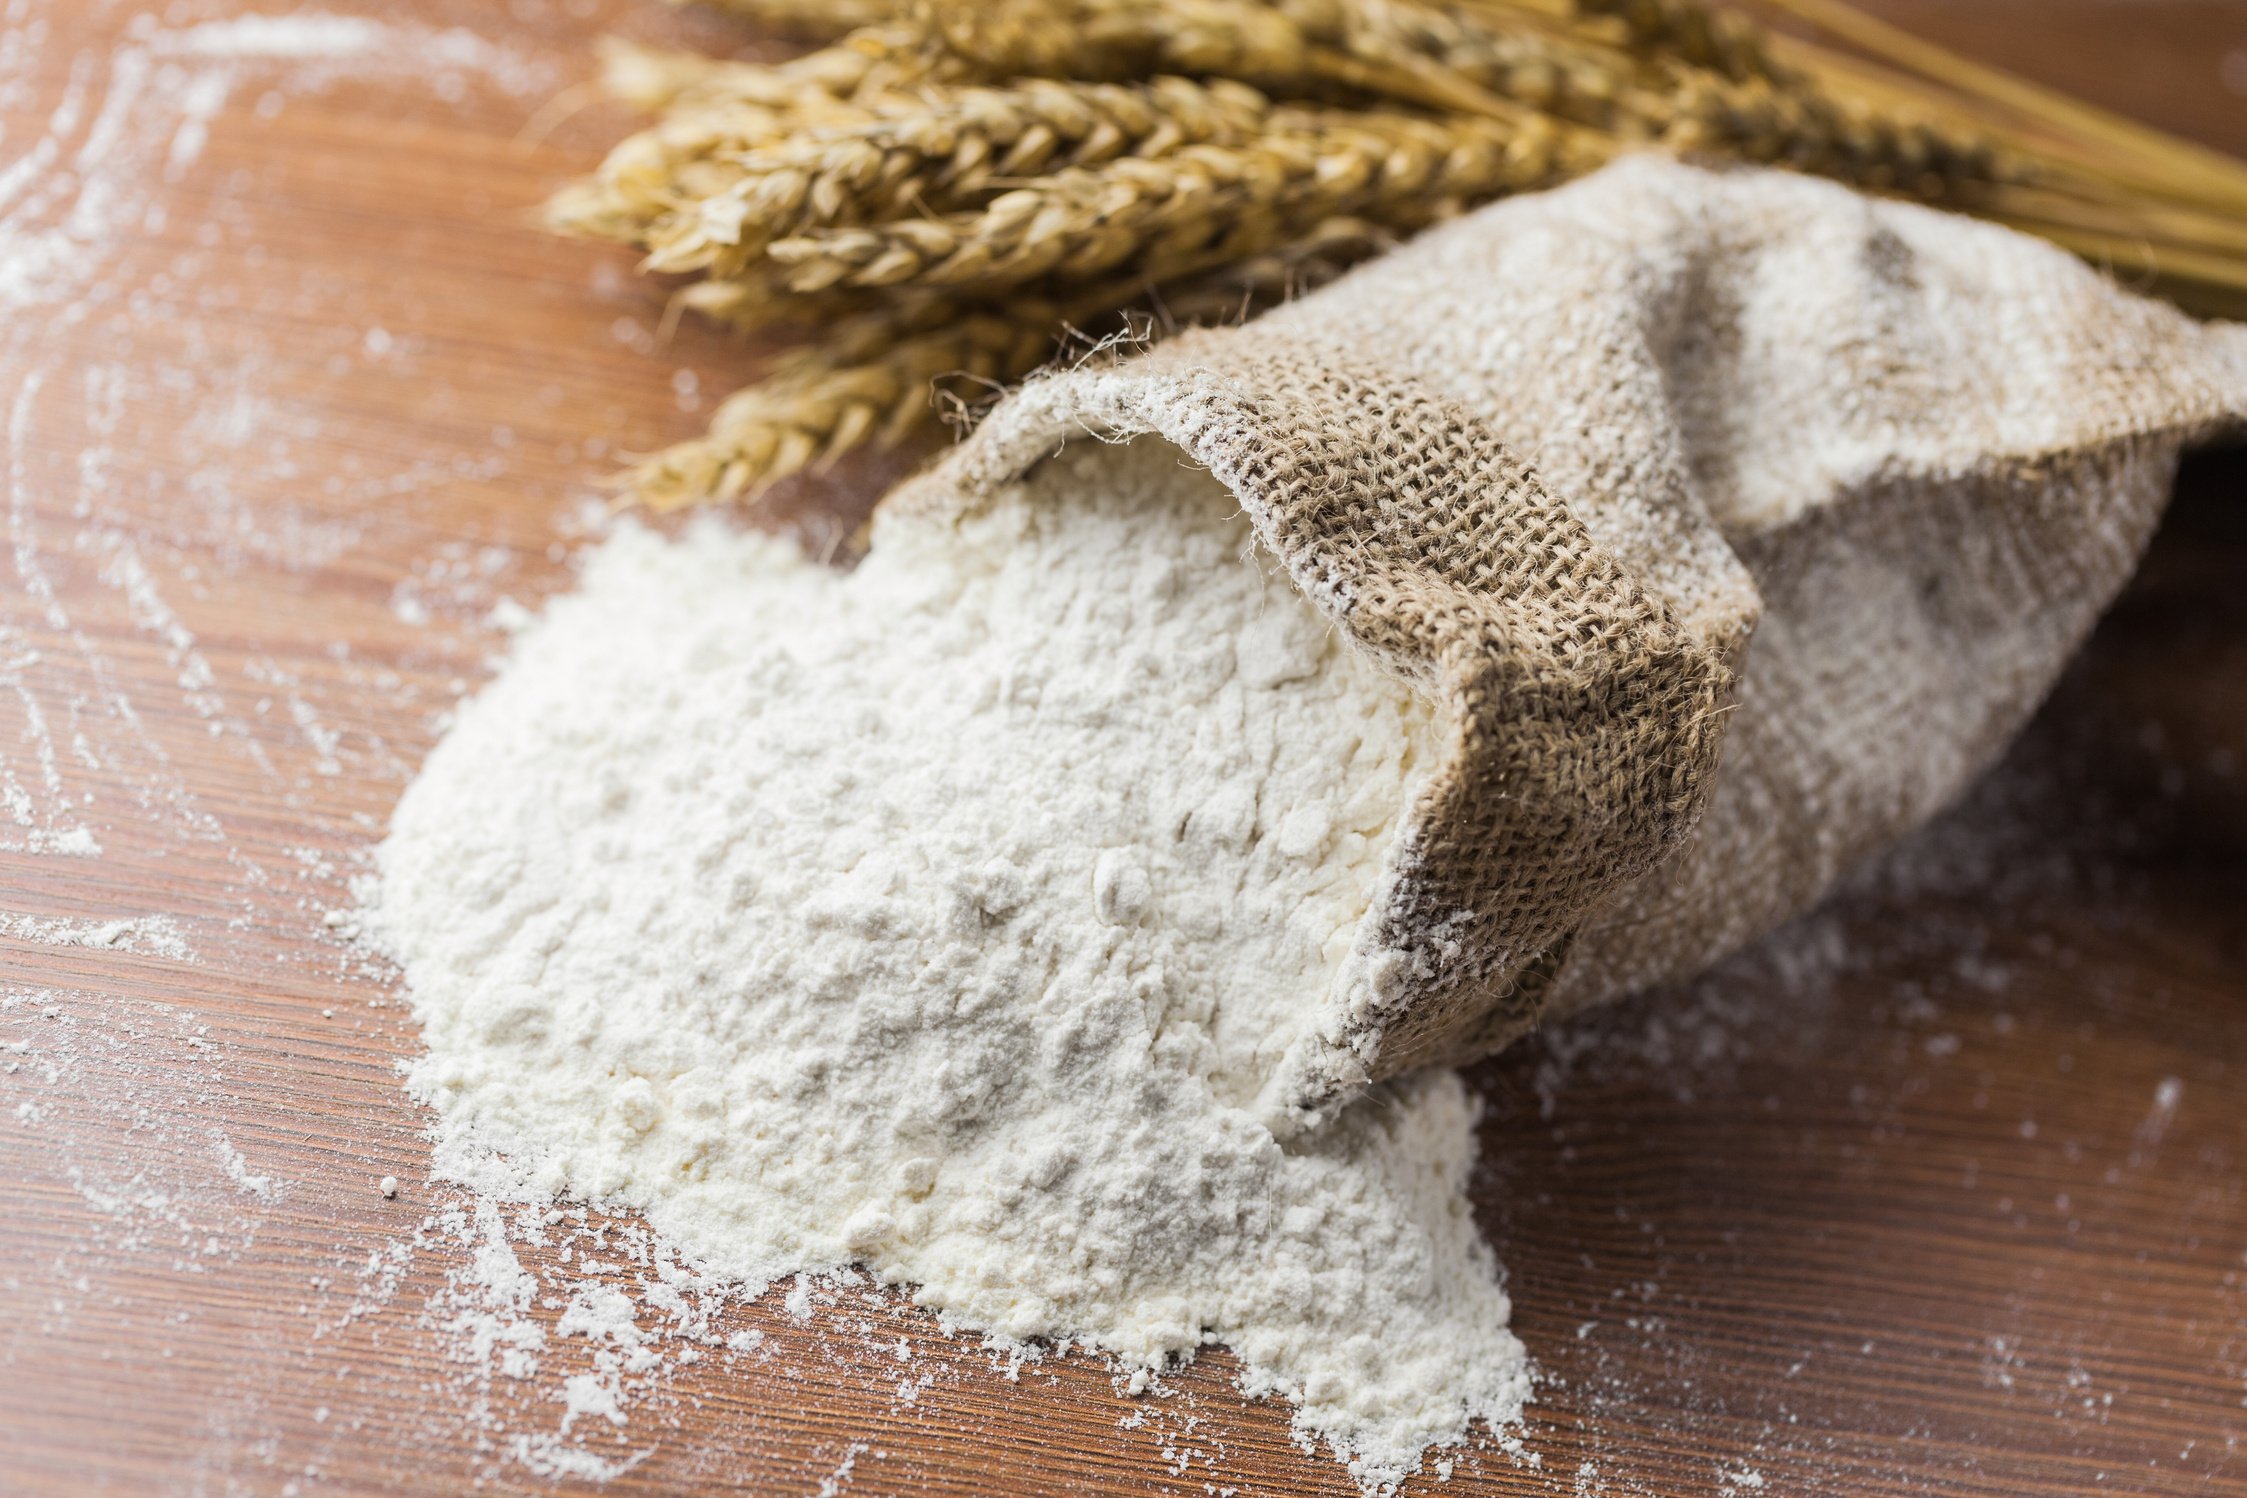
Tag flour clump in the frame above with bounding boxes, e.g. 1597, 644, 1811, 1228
367, 436, 1529, 1490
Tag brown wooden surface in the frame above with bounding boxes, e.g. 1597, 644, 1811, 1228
2, 3, 2243, 1495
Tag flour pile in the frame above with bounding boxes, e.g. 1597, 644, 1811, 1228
367, 437, 1529, 1489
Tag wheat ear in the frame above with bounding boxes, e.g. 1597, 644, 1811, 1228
675, 0, 908, 41
637, 208, 1425, 507
763, 109, 1589, 294
921, 0, 1529, 119
633, 77, 1277, 281
1333, 0, 1658, 134
631, 304, 1058, 507
1566, 0, 1786, 84
1662, 68, 2005, 195
548, 29, 952, 249
594, 26, 947, 114
590, 0, 2247, 506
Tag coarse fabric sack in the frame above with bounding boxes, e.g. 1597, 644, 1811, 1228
886, 156, 2247, 1129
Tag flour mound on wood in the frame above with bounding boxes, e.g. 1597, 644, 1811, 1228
367, 437, 1527, 1489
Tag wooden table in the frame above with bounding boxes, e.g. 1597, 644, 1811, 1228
3, 3, 2242, 1494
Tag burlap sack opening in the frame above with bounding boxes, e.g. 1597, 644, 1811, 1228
887, 157, 2247, 1131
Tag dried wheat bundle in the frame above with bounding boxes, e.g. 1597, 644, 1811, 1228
556, 0, 2247, 507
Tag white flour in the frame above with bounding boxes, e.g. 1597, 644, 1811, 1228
367, 436, 1530, 1490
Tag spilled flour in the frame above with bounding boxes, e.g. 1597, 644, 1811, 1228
365, 437, 1529, 1490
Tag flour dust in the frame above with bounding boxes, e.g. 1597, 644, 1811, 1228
364, 437, 1532, 1491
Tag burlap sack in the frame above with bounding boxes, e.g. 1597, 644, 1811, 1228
890, 157, 2247, 1129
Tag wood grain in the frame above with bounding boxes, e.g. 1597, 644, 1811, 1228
1, 3, 2243, 1495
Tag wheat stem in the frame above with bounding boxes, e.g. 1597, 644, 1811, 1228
589, 0, 2247, 507
1757, 0, 2247, 215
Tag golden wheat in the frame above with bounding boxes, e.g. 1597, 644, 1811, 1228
1661, 67, 2005, 195
921, 0, 1539, 120
676, 0, 905, 40
1340, 0, 1654, 133
595, 26, 944, 114
634, 77, 1279, 281
634, 213, 1417, 503
1566, 0, 1784, 83
554, 0, 2247, 507
762, 109, 1586, 293
631, 303, 1058, 507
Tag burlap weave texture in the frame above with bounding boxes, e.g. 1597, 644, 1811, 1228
890, 157, 2247, 1125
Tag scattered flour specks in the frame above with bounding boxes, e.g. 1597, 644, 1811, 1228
0, 3, 553, 922
0, 911, 195, 960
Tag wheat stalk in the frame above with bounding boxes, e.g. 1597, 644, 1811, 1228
672, 216, 1394, 337
1756, 0, 2247, 215
634, 214, 1412, 504
631, 303, 1056, 507
549, 22, 967, 242
675, 0, 905, 40
556, 0, 2247, 507
691, 0, 1604, 127
762, 108, 1588, 293
634, 77, 1278, 281
1340, 0, 1654, 133
1568, 0, 1785, 83
1661, 66, 2003, 195
930, 0, 1543, 120
595, 26, 948, 114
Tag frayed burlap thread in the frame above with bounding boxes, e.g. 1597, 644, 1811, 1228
890, 158, 2247, 1127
